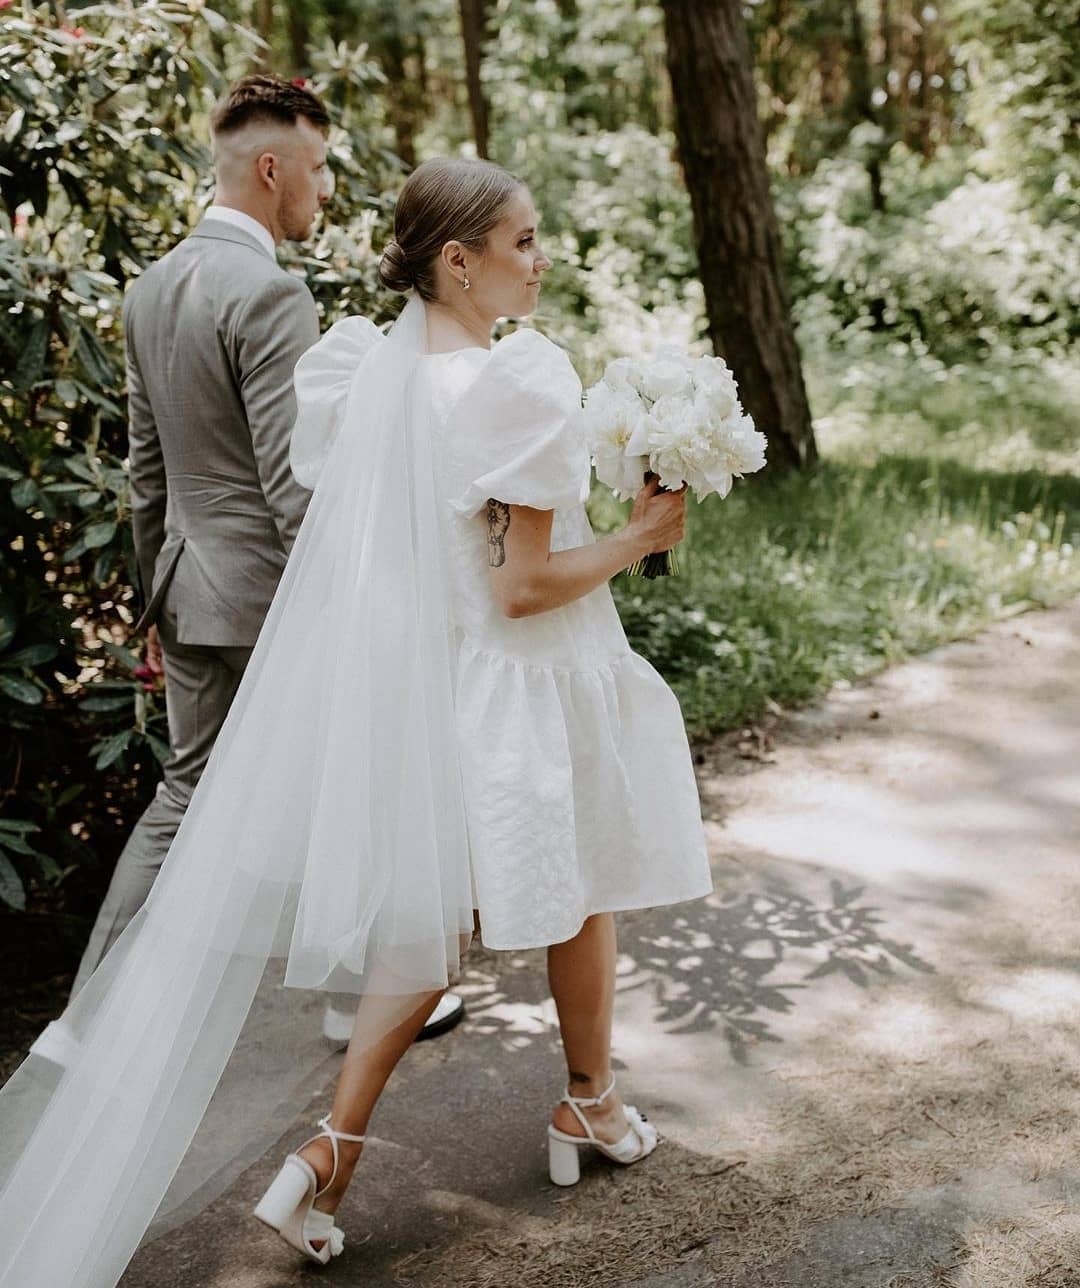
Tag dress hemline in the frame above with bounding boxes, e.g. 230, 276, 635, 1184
475, 877, 715, 953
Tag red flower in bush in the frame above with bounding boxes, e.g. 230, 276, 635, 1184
60, 24, 86, 37
292, 77, 308, 89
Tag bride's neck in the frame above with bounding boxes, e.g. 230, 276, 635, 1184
424, 298, 494, 353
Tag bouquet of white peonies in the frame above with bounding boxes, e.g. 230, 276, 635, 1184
583, 350, 768, 577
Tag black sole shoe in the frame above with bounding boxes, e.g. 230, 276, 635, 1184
414, 992, 466, 1041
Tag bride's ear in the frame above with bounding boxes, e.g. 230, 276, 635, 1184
440, 240, 470, 285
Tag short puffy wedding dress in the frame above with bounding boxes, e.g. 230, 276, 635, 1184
421, 331, 713, 946
0, 295, 710, 1288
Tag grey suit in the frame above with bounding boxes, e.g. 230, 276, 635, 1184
73, 218, 319, 992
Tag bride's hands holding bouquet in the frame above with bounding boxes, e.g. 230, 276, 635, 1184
626, 474, 687, 564
583, 349, 768, 577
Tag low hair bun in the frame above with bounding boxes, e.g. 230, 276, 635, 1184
378, 239, 414, 293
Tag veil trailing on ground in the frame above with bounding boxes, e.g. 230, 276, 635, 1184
0, 294, 476, 1287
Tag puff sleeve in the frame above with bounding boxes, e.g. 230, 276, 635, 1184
290, 315, 383, 488
445, 329, 592, 518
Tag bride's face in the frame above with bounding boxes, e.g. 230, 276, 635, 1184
470, 187, 552, 319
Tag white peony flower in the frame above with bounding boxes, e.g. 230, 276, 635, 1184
583, 348, 766, 508
594, 442, 648, 500
648, 391, 696, 432
584, 382, 649, 499
602, 356, 647, 397
638, 358, 692, 404
693, 360, 740, 419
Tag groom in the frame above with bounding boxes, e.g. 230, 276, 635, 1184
72, 74, 463, 1042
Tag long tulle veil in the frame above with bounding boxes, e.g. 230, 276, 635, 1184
0, 293, 476, 1286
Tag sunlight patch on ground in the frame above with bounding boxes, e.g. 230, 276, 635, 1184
975, 968, 1080, 1026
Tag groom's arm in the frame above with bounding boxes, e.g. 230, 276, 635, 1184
123, 292, 166, 615
237, 274, 320, 553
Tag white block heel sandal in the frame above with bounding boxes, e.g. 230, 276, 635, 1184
547, 1075, 659, 1187
253, 1113, 365, 1264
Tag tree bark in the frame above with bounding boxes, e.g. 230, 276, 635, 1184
661, 0, 816, 471
254, 0, 274, 69
458, 0, 491, 158
379, 32, 420, 169
845, 0, 885, 211
287, 0, 312, 76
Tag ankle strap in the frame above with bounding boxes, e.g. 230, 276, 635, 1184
310, 1113, 365, 1198
317, 1113, 366, 1144
562, 1074, 616, 1108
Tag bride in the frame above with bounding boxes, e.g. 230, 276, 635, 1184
0, 156, 713, 1283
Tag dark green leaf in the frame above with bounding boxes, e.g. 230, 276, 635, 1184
0, 601, 16, 653
83, 520, 117, 549
92, 548, 115, 585
11, 477, 40, 509
3, 643, 58, 667
102, 641, 139, 671
93, 729, 133, 769
0, 674, 42, 705
79, 693, 132, 712
0, 850, 26, 911
145, 733, 171, 765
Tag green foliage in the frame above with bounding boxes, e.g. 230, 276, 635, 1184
0, 1, 395, 915
951, 0, 1080, 222
776, 140, 1079, 367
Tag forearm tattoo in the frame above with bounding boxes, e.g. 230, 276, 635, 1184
486, 498, 510, 567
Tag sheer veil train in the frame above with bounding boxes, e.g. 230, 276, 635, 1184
0, 293, 476, 1287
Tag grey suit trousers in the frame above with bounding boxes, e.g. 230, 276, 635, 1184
71, 609, 250, 994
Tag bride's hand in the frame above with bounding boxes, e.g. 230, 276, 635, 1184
625, 475, 687, 556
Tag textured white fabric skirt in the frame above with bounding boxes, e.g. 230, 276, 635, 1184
455, 630, 713, 949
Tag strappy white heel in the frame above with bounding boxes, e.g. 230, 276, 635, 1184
547, 1075, 659, 1186
253, 1113, 365, 1264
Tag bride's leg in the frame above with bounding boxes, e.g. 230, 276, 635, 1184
300, 989, 445, 1214
546, 913, 632, 1143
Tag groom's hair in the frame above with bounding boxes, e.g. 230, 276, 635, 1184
210, 74, 330, 137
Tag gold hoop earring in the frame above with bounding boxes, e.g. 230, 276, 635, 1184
462, 273, 471, 291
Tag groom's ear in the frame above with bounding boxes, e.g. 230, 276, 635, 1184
256, 151, 278, 189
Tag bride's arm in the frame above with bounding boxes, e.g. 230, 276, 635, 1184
487, 477, 687, 618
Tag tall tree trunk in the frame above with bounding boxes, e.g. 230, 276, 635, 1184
287, 0, 312, 76
252, 0, 275, 69
380, 35, 419, 168
760, 0, 791, 145
846, 0, 885, 211
661, 0, 816, 472
458, 0, 491, 158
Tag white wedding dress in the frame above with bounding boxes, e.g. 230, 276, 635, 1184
0, 296, 711, 1288
426, 332, 713, 946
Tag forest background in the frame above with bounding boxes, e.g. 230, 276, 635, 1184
0, 0, 1077, 982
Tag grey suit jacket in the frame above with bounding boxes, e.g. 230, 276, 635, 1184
124, 218, 319, 646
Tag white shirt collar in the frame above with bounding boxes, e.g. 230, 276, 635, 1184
203, 205, 277, 260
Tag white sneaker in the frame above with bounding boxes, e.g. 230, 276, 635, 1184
321, 992, 466, 1050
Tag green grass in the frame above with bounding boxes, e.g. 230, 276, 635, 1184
602, 347, 1080, 737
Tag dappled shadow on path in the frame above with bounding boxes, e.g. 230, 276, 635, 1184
618, 881, 934, 1062
458, 874, 936, 1066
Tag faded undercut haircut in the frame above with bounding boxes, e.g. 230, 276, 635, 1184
209, 73, 330, 137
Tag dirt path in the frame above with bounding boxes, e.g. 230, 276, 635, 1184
118, 598, 1080, 1287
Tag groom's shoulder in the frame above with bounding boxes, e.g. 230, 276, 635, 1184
126, 228, 303, 314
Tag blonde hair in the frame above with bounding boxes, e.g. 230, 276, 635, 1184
378, 157, 523, 302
